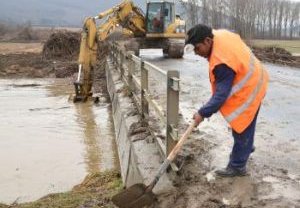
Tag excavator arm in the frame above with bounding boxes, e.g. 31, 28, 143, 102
73, 0, 146, 102
96, 0, 146, 36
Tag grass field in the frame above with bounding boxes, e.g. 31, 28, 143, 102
250, 39, 300, 55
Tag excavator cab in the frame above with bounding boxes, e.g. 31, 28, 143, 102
142, 1, 185, 58
146, 1, 174, 33
146, 1, 185, 35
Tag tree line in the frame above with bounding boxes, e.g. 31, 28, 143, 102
180, 0, 300, 39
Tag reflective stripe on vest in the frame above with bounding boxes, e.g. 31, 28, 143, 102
224, 60, 264, 123
228, 52, 255, 97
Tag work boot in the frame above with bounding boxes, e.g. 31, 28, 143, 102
215, 166, 247, 177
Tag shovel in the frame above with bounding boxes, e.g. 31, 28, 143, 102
112, 121, 196, 208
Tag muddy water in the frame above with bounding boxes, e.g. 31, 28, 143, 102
140, 49, 300, 206
0, 79, 117, 204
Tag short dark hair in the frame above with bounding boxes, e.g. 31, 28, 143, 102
185, 24, 214, 46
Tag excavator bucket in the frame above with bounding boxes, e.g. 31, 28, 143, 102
73, 81, 87, 102
72, 64, 86, 103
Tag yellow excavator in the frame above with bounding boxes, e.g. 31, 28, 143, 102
73, 0, 185, 102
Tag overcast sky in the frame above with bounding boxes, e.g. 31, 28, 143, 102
0, 0, 299, 26
0, 0, 145, 26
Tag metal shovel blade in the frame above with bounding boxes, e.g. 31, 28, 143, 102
112, 183, 156, 208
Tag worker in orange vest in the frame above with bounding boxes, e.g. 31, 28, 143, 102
185, 24, 269, 177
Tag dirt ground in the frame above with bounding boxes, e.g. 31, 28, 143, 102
139, 49, 300, 208
0, 31, 80, 79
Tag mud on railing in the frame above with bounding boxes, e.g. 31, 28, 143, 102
109, 42, 181, 171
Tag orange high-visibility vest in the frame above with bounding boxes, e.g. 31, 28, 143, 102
209, 30, 269, 133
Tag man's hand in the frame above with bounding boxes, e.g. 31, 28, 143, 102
193, 112, 203, 126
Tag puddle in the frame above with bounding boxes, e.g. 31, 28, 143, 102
0, 78, 117, 204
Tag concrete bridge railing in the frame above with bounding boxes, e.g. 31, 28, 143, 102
109, 42, 181, 171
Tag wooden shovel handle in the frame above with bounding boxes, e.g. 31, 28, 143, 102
167, 121, 196, 162
147, 121, 197, 190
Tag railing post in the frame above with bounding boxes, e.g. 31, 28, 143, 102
166, 71, 180, 156
127, 51, 135, 94
112, 44, 116, 66
120, 50, 125, 78
112, 43, 114, 64
141, 61, 149, 118
117, 48, 120, 71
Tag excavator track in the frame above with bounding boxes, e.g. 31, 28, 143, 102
163, 39, 184, 58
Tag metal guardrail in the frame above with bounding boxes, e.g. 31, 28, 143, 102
109, 42, 180, 170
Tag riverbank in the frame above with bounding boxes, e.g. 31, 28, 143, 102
0, 171, 122, 208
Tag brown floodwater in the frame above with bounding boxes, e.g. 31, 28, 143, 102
0, 78, 117, 204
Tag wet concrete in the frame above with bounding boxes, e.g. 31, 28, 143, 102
0, 78, 117, 204
139, 49, 300, 206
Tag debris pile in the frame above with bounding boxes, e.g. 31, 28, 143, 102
42, 31, 80, 60
252, 46, 299, 67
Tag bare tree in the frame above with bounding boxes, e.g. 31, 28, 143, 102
180, 0, 299, 39
201, 0, 209, 25
289, 2, 300, 39
283, 1, 291, 38
277, 0, 285, 38
180, 0, 201, 29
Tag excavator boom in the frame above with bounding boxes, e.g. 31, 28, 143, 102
96, 0, 146, 37
73, 0, 146, 102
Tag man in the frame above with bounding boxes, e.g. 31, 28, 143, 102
185, 24, 268, 177
152, 8, 163, 32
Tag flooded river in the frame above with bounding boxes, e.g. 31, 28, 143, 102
0, 79, 117, 204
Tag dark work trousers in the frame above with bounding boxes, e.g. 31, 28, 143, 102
229, 107, 260, 170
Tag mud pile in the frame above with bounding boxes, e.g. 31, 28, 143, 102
42, 31, 80, 60
0, 52, 79, 79
252, 46, 299, 68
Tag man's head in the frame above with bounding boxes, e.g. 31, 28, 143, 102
185, 24, 214, 58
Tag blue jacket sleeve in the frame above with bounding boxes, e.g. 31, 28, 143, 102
198, 64, 235, 118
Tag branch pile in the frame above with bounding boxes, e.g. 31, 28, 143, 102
42, 31, 80, 60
